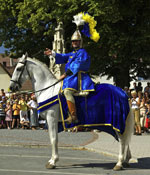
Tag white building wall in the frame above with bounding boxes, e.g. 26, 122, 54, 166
0, 68, 10, 92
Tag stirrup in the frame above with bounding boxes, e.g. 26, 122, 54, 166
64, 116, 73, 124
65, 115, 79, 124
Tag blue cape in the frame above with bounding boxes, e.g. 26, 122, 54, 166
38, 84, 130, 140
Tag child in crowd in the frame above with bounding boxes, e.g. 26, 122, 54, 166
20, 114, 30, 129
12, 99, 20, 129
5, 100, 12, 129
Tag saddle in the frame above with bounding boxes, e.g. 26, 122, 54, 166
74, 91, 89, 97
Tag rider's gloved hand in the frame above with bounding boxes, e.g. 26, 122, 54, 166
44, 48, 52, 56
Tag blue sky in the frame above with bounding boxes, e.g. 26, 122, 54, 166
0, 45, 8, 53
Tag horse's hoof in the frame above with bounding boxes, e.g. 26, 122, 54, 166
122, 162, 130, 168
45, 162, 56, 169
113, 165, 123, 171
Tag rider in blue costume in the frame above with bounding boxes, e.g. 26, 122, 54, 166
44, 29, 95, 124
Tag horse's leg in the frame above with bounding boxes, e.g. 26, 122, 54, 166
114, 106, 134, 171
45, 106, 59, 169
122, 145, 132, 168
113, 137, 125, 171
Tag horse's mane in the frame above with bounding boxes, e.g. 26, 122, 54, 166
26, 57, 57, 80
27, 57, 51, 73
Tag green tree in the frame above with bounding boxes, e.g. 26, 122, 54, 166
0, 0, 150, 88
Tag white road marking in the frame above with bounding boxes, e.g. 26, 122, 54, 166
0, 154, 115, 161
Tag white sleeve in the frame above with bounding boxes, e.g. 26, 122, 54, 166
48, 50, 56, 59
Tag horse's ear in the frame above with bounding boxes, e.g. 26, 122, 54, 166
25, 52, 28, 59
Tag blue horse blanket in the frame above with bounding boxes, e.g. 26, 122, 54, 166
38, 84, 130, 140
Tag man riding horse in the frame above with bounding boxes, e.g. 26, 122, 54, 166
44, 29, 95, 124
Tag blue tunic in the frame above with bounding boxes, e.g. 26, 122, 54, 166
55, 48, 95, 92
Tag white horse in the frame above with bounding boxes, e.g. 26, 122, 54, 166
9, 53, 134, 171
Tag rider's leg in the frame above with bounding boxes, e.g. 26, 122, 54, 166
64, 89, 78, 124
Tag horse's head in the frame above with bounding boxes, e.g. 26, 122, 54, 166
9, 53, 28, 92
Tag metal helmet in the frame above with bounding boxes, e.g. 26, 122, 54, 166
71, 29, 82, 41
71, 29, 83, 48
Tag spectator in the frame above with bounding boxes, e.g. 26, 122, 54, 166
0, 102, 6, 129
137, 82, 143, 93
144, 91, 150, 104
9, 94, 15, 106
12, 99, 20, 129
145, 102, 150, 133
0, 89, 5, 97
5, 100, 12, 129
138, 91, 143, 102
123, 86, 131, 99
1, 96, 6, 108
130, 90, 141, 135
27, 94, 39, 130
25, 94, 30, 103
131, 82, 138, 92
20, 114, 30, 129
24, 93, 31, 121
38, 115, 47, 130
139, 96, 147, 133
144, 82, 150, 94
19, 95, 29, 129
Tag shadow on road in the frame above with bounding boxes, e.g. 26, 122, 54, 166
56, 162, 116, 170
56, 158, 150, 170
129, 157, 150, 169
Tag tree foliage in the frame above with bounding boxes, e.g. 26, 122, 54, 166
0, 0, 150, 87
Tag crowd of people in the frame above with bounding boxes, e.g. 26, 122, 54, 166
1, 81, 150, 134
0, 89, 47, 130
124, 82, 150, 135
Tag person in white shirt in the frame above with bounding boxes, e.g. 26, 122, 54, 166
27, 94, 38, 130
131, 90, 141, 135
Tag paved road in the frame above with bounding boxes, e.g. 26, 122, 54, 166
0, 146, 118, 175
0, 129, 150, 175
0, 145, 150, 175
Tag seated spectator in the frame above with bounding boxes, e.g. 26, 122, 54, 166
12, 99, 20, 129
5, 100, 12, 129
20, 114, 30, 129
38, 115, 47, 130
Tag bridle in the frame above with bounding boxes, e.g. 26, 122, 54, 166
10, 59, 62, 94
10, 61, 28, 88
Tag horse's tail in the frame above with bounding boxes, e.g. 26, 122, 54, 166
120, 104, 134, 145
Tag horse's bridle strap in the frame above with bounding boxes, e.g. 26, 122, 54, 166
10, 61, 27, 88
